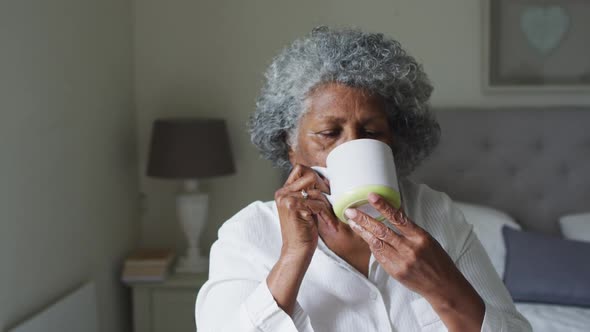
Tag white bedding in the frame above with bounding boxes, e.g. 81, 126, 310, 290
515, 303, 590, 332
456, 202, 590, 332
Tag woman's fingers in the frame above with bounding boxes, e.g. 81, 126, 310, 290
284, 163, 306, 184
346, 212, 401, 267
344, 208, 402, 247
367, 192, 422, 238
283, 164, 331, 194
276, 164, 339, 233
278, 190, 338, 230
305, 189, 339, 231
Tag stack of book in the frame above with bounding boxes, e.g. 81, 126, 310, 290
121, 248, 175, 283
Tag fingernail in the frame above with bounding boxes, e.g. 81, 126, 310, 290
344, 208, 357, 219
368, 192, 380, 203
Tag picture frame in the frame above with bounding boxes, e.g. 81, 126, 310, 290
483, 0, 590, 92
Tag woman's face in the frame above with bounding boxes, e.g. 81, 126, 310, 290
288, 83, 394, 167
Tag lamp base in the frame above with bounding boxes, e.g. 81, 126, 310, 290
175, 255, 209, 273
175, 181, 209, 274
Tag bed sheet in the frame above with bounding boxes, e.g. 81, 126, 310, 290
516, 303, 590, 332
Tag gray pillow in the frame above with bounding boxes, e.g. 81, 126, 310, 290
502, 226, 590, 307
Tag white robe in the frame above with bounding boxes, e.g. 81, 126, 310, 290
195, 179, 531, 332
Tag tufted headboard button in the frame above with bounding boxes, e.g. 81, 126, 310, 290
507, 166, 519, 177
452, 167, 467, 177
532, 139, 545, 153
534, 192, 546, 202
480, 138, 493, 152
557, 164, 570, 177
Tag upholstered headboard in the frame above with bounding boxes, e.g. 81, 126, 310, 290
411, 108, 590, 234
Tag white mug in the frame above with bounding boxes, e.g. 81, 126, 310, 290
312, 139, 401, 223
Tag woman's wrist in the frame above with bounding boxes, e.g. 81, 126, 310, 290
426, 278, 485, 332
280, 245, 315, 264
266, 247, 314, 316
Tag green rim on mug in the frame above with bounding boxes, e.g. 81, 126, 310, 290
333, 185, 401, 223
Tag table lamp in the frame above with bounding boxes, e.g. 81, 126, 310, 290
147, 118, 235, 273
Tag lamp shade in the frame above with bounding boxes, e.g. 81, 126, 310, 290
147, 118, 235, 179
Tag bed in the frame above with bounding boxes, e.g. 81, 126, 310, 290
411, 108, 590, 331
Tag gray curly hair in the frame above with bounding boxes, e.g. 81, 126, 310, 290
248, 26, 440, 177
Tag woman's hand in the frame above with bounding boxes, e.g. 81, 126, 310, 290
274, 164, 338, 258
345, 193, 485, 332
267, 164, 339, 316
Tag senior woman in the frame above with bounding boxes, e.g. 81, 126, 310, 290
195, 27, 531, 332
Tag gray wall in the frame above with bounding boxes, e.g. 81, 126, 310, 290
0, 1, 138, 331
134, 0, 590, 254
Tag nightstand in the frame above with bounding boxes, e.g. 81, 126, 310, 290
129, 272, 208, 332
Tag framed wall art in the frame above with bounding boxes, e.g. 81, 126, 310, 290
483, 0, 590, 92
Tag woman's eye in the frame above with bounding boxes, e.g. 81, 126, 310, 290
363, 130, 381, 137
318, 130, 339, 138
